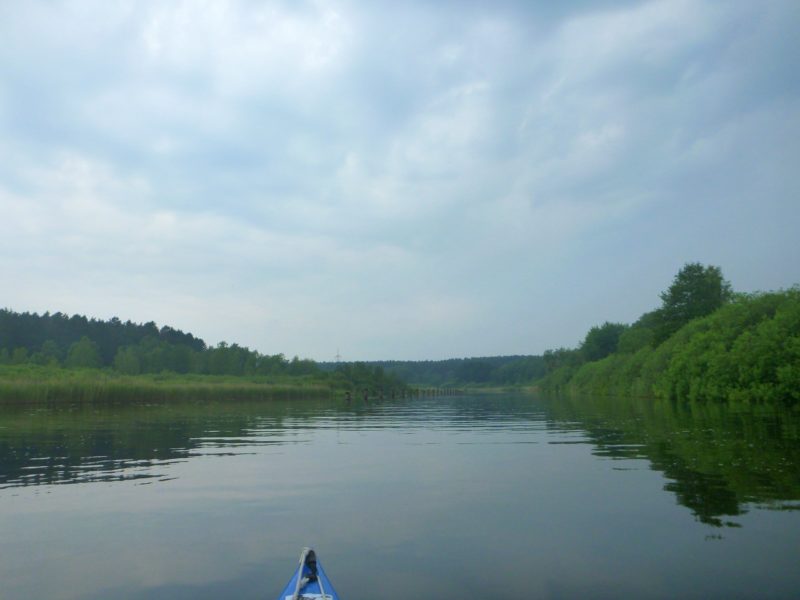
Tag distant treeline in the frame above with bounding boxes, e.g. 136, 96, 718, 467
0, 311, 205, 363
539, 263, 800, 404
0, 309, 316, 376
319, 355, 546, 386
0, 309, 406, 394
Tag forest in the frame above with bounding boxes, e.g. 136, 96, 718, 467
0, 307, 545, 389
539, 263, 800, 404
319, 355, 546, 387
0, 310, 406, 400
0, 310, 314, 376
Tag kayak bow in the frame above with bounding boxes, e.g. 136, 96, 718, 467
278, 547, 340, 600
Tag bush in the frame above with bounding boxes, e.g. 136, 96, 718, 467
542, 288, 800, 404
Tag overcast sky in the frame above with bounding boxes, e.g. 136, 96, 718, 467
1, 0, 798, 361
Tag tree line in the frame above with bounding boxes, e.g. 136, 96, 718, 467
319, 355, 546, 386
0, 310, 204, 368
7, 261, 791, 401
0, 310, 406, 392
0, 309, 313, 376
539, 263, 800, 403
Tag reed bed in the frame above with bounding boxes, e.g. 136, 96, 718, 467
0, 365, 333, 404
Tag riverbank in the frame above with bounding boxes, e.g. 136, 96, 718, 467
539, 288, 800, 403
0, 364, 335, 403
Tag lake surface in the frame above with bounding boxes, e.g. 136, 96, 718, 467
1, 393, 799, 599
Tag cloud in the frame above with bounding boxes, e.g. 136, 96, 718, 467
1, 0, 798, 359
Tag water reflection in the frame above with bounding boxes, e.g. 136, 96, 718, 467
2, 393, 800, 600
0, 395, 545, 489
1, 394, 799, 529
0, 399, 323, 489
542, 395, 800, 526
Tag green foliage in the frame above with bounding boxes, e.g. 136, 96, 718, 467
0, 309, 414, 396
288, 356, 318, 376
537, 261, 798, 404
655, 263, 733, 343
0, 309, 331, 382
0, 309, 206, 367
41, 340, 62, 364
114, 347, 141, 375
0, 364, 332, 404
456, 360, 493, 383
617, 323, 655, 354
580, 322, 628, 361
205, 342, 247, 375
543, 348, 581, 373
491, 356, 546, 384
333, 355, 545, 387
65, 336, 102, 369
11, 347, 28, 365
543, 289, 800, 404
542, 364, 578, 393
333, 362, 407, 392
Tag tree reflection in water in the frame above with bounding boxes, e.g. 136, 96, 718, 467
1, 394, 798, 529
543, 394, 800, 526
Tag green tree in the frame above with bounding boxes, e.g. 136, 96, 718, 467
287, 356, 318, 376
617, 311, 661, 354
580, 322, 628, 362
543, 348, 581, 373
257, 353, 288, 375
617, 326, 654, 354
11, 347, 29, 364
65, 336, 102, 369
456, 359, 494, 382
40, 340, 62, 365
656, 263, 732, 343
114, 346, 141, 374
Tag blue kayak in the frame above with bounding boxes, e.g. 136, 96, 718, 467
278, 547, 340, 600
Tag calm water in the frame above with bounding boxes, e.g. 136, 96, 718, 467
1, 393, 799, 599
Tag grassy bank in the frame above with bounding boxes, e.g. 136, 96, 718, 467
540, 289, 800, 403
0, 364, 334, 403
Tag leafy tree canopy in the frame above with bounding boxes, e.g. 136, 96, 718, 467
65, 336, 102, 369
656, 263, 732, 343
580, 322, 628, 362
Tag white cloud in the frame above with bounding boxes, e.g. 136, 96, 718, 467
0, 0, 798, 359
139, 0, 352, 95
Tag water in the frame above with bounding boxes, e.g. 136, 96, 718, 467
1, 393, 799, 599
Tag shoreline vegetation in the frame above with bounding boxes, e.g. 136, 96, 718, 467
1, 263, 798, 405
0, 365, 336, 404
322, 355, 546, 388
0, 308, 408, 404
0, 363, 413, 404
539, 265, 799, 405
0, 304, 544, 404
0, 319, 411, 403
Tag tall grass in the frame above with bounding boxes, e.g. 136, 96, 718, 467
0, 364, 333, 404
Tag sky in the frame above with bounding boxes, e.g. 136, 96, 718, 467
1, 0, 798, 361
